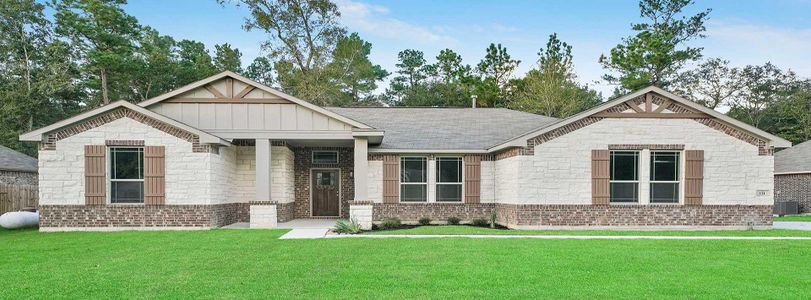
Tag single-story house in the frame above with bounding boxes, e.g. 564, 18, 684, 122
775, 140, 811, 213
0, 145, 38, 213
20, 71, 790, 231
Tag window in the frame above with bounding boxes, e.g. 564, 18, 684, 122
650, 152, 680, 203
110, 148, 144, 204
610, 151, 639, 203
312, 151, 338, 164
436, 157, 462, 202
400, 157, 427, 202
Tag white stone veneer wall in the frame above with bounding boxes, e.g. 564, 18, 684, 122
367, 160, 383, 203
480, 161, 496, 203
495, 118, 773, 205
232, 145, 295, 203
38, 118, 217, 205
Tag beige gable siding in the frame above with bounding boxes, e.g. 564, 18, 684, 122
148, 77, 355, 135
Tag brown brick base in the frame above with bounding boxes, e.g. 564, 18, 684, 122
276, 202, 296, 222
373, 203, 496, 222
775, 173, 811, 213
495, 204, 773, 227
39, 203, 249, 228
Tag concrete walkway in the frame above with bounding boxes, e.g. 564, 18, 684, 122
278, 219, 336, 239
324, 234, 811, 240
773, 221, 811, 231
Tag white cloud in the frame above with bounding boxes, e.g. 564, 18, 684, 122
334, 0, 456, 45
703, 19, 811, 76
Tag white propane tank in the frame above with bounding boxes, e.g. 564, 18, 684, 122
0, 211, 39, 229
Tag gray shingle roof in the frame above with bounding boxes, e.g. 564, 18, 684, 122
776, 140, 811, 173
327, 107, 559, 150
0, 145, 37, 173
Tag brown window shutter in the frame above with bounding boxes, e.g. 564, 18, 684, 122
84, 145, 106, 205
591, 150, 610, 205
684, 150, 704, 205
382, 155, 399, 203
463, 155, 481, 204
144, 146, 166, 205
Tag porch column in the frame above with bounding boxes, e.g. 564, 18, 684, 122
353, 137, 368, 201
255, 139, 272, 201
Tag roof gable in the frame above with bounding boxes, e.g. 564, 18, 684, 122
0, 145, 37, 172
490, 86, 792, 152
137, 71, 371, 129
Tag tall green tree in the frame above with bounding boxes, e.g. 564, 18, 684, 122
213, 43, 243, 73
326, 33, 388, 105
245, 56, 274, 85
511, 34, 601, 118
758, 83, 811, 144
674, 58, 741, 109
53, 0, 142, 105
128, 27, 179, 101
386, 49, 432, 106
727, 63, 799, 128
476, 43, 520, 107
600, 0, 711, 92
0, 0, 83, 155
176, 39, 218, 84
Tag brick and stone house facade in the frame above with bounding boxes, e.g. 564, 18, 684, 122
775, 140, 811, 213
20, 71, 790, 231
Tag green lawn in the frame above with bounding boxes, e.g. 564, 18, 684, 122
367, 225, 811, 237
2, 228, 811, 299
774, 215, 811, 222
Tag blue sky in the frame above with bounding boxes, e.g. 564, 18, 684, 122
122, 0, 811, 96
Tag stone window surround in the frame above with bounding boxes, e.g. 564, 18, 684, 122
608, 147, 686, 206
398, 155, 465, 204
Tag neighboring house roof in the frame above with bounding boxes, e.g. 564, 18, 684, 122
19, 100, 231, 146
0, 145, 37, 173
489, 86, 792, 152
776, 140, 811, 174
137, 71, 373, 130
327, 107, 559, 151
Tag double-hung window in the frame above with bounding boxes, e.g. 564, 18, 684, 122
400, 157, 427, 202
436, 157, 462, 202
110, 147, 144, 204
610, 151, 639, 203
650, 152, 680, 203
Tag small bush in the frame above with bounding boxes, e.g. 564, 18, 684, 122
489, 212, 497, 228
379, 217, 401, 230
447, 217, 461, 225
334, 219, 362, 234
471, 218, 489, 227
418, 217, 432, 226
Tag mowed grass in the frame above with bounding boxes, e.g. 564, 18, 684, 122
775, 215, 811, 222
367, 225, 811, 237
2, 228, 811, 299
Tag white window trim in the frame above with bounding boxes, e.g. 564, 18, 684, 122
649, 151, 683, 205
609, 151, 640, 204
312, 150, 339, 164
107, 146, 145, 205
399, 156, 428, 203
435, 156, 464, 202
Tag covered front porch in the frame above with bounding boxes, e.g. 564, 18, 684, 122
236, 134, 376, 229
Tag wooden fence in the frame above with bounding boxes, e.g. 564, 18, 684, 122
0, 184, 38, 214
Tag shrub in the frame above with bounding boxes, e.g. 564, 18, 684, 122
489, 212, 497, 228
418, 217, 432, 226
471, 218, 489, 227
447, 217, 461, 225
334, 219, 362, 234
379, 217, 401, 230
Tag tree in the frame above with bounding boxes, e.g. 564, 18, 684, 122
510, 34, 601, 118
674, 58, 741, 109
0, 0, 83, 155
245, 56, 274, 85
213, 43, 243, 73
128, 27, 180, 101
326, 33, 388, 105
476, 43, 520, 107
600, 0, 711, 92
176, 39, 217, 84
727, 63, 799, 128
53, 0, 142, 105
758, 83, 811, 144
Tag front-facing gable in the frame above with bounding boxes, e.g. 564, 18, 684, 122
138, 71, 374, 140
490, 86, 792, 157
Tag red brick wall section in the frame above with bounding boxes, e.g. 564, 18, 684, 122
495, 204, 773, 227
775, 173, 811, 213
39, 203, 249, 228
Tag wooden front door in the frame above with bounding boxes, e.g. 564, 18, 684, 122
311, 170, 340, 216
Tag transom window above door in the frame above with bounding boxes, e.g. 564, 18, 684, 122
312, 151, 339, 164
110, 147, 144, 204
